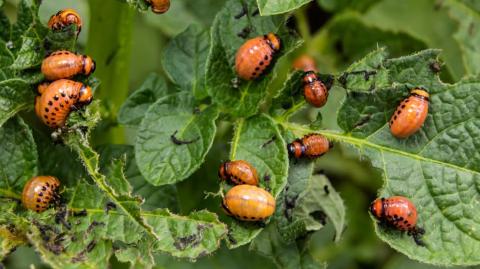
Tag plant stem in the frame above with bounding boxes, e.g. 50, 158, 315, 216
294, 6, 310, 42
86, 0, 134, 145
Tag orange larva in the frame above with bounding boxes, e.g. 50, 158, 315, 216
287, 133, 332, 159
41, 50, 95, 81
48, 9, 82, 36
235, 33, 281, 80
22, 176, 60, 213
303, 71, 329, 107
370, 196, 425, 246
389, 88, 429, 139
219, 160, 259, 186
146, 0, 170, 14
292, 54, 317, 72
222, 185, 275, 221
34, 79, 93, 128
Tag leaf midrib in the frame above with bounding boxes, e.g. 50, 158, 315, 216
280, 121, 480, 176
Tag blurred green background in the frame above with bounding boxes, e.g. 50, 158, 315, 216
2, 0, 478, 268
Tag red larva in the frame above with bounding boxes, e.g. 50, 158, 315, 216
235, 33, 281, 80
370, 196, 425, 246
48, 9, 82, 36
41, 50, 95, 81
303, 71, 329, 108
218, 160, 259, 186
22, 176, 61, 213
34, 79, 93, 128
389, 88, 429, 139
292, 54, 317, 72
287, 133, 332, 159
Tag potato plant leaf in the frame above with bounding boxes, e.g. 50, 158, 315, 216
64, 129, 227, 261
256, 0, 312, 15
225, 114, 288, 248
444, 0, 480, 76
0, 116, 37, 195
280, 48, 480, 265
135, 91, 219, 186
163, 24, 210, 99
275, 158, 345, 243
250, 223, 326, 269
117, 73, 172, 127
206, 0, 302, 117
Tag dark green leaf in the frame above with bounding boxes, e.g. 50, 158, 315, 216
281, 49, 480, 265
256, 0, 312, 15
118, 73, 171, 126
0, 116, 37, 195
444, 0, 480, 75
206, 0, 302, 117
250, 223, 326, 269
0, 10, 11, 42
0, 78, 33, 126
163, 24, 210, 99
135, 92, 219, 186
225, 114, 289, 248
10, 33, 44, 70
97, 144, 179, 211
317, 0, 379, 12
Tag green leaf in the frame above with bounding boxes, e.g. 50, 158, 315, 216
118, 73, 171, 126
250, 224, 326, 269
10, 33, 44, 70
317, 0, 379, 12
281, 49, 480, 265
313, 12, 427, 71
135, 92, 219, 186
225, 114, 289, 248
363, 0, 466, 80
0, 79, 34, 126
163, 24, 210, 99
444, 0, 480, 75
12, 0, 42, 45
256, 0, 312, 15
275, 158, 345, 243
65, 130, 227, 260
0, 116, 37, 196
0, 10, 11, 42
206, 0, 302, 117
96, 144, 179, 211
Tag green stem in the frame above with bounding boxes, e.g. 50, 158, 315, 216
86, 0, 134, 145
0, 189, 21, 200
294, 7, 310, 42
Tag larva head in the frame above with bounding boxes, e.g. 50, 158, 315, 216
410, 88, 429, 99
83, 55, 96, 75
369, 198, 383, 220
266, 33, 281, 51
302, 71, 318, 85
78, 85, 93, 105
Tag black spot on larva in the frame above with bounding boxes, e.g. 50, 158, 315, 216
250, 217, 256, 220
48, 101, 53, 106
51, 113, 56, 116
401, 105, 406, 108
46, 121, 50, 124
65, 100, 69, 104
39, 192, 43, 197
55, 107, 59, 111
259, 61, 264, 66
51, 118, 55, 121
37, 198, 41, 202
44, 115, 48, 119
45, 108, 49, 112
252, 72, 257, 76
394, 214, 398, 218
61, 93, 66, 97
36, 205, 40, 208
264, 55, 269, 60
54, 95, 59, 101
404, 220, 409, 224
397, 110, 401, 115
255, 67, 260, 71
60, 104, 64, 108
394, 116, 397, 120
242, 216, 248, 219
